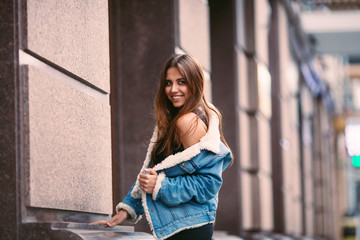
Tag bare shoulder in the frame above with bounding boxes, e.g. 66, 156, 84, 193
176, 112, 207, 149
176, 112, 197, 131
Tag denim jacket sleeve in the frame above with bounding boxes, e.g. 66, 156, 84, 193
154, 150, 231, 207
115, 183, 144, 223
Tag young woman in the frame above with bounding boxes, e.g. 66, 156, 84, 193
92, 54, 233, 240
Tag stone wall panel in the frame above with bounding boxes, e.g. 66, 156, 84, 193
27, 0, 109, 92
28, 66, 112, 214
179, 0, 210, 71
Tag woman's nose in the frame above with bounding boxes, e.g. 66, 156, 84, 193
170, 84, 178, 92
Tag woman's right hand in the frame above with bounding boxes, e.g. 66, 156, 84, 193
90, 209, 128, 228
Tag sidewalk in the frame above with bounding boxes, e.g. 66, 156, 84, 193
213, 231, 244, 240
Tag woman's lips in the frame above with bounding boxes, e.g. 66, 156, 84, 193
171, 95, 184, 101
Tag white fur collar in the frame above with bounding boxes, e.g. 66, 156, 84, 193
131, 106, 221, 198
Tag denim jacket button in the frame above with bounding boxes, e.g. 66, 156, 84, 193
160, 232, 163, 234
182, 162, 186, 167
151, 209, 154, 212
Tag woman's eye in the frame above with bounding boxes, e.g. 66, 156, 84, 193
165, 81, 172, 85
178, 80, 186, 85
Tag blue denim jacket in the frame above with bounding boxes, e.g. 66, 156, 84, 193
116, 108, 232, 240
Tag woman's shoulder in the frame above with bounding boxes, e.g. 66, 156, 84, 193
176, 112, 207, 149
176, 112, 198, 129
177, 106, 208, 126
176, 111, 207, 133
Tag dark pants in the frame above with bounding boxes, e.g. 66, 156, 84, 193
167, 223, 214, 240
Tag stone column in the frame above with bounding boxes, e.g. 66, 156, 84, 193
268, 0, 286, 233
209, 0, 243, 235
0, 0, 21, 238
109, 0, 177, 232
300, 84, 316, 236
238, 0, 274, 235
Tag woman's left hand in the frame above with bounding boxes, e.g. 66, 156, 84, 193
139, 168, 158, 194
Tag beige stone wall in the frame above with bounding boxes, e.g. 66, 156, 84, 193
23, 0, 112, 214
27, 0, 110, 91
301, 85, 315, 236
178, 0, 210, 72
278, 5, 303, 234
236, 0, 273, 231
178, 0, 212, 102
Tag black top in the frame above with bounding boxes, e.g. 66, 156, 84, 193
192, 108, 208, 127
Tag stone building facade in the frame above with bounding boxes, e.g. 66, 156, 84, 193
0, 0, 340, 239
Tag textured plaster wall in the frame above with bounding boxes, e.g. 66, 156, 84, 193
25, 0, 112, 214
27, 0, 109, 91
178, 0, 210, 72
28, 67, 112, 213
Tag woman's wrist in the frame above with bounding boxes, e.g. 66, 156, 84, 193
118, 209, 129, 219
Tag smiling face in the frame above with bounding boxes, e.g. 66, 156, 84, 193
165, 67, 189, 108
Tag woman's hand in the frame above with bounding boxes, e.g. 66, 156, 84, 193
90, 209, 128, 228
139, 168, 158, 194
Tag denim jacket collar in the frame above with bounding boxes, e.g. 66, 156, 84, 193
131, 105, 221, 199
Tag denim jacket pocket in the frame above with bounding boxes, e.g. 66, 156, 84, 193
179, 159, 198, 174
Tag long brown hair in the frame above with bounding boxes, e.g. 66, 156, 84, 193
151, 54, 232, 166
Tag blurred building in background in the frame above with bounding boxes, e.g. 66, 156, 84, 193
1, 0, 360, 239
298, 1, 360, 239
